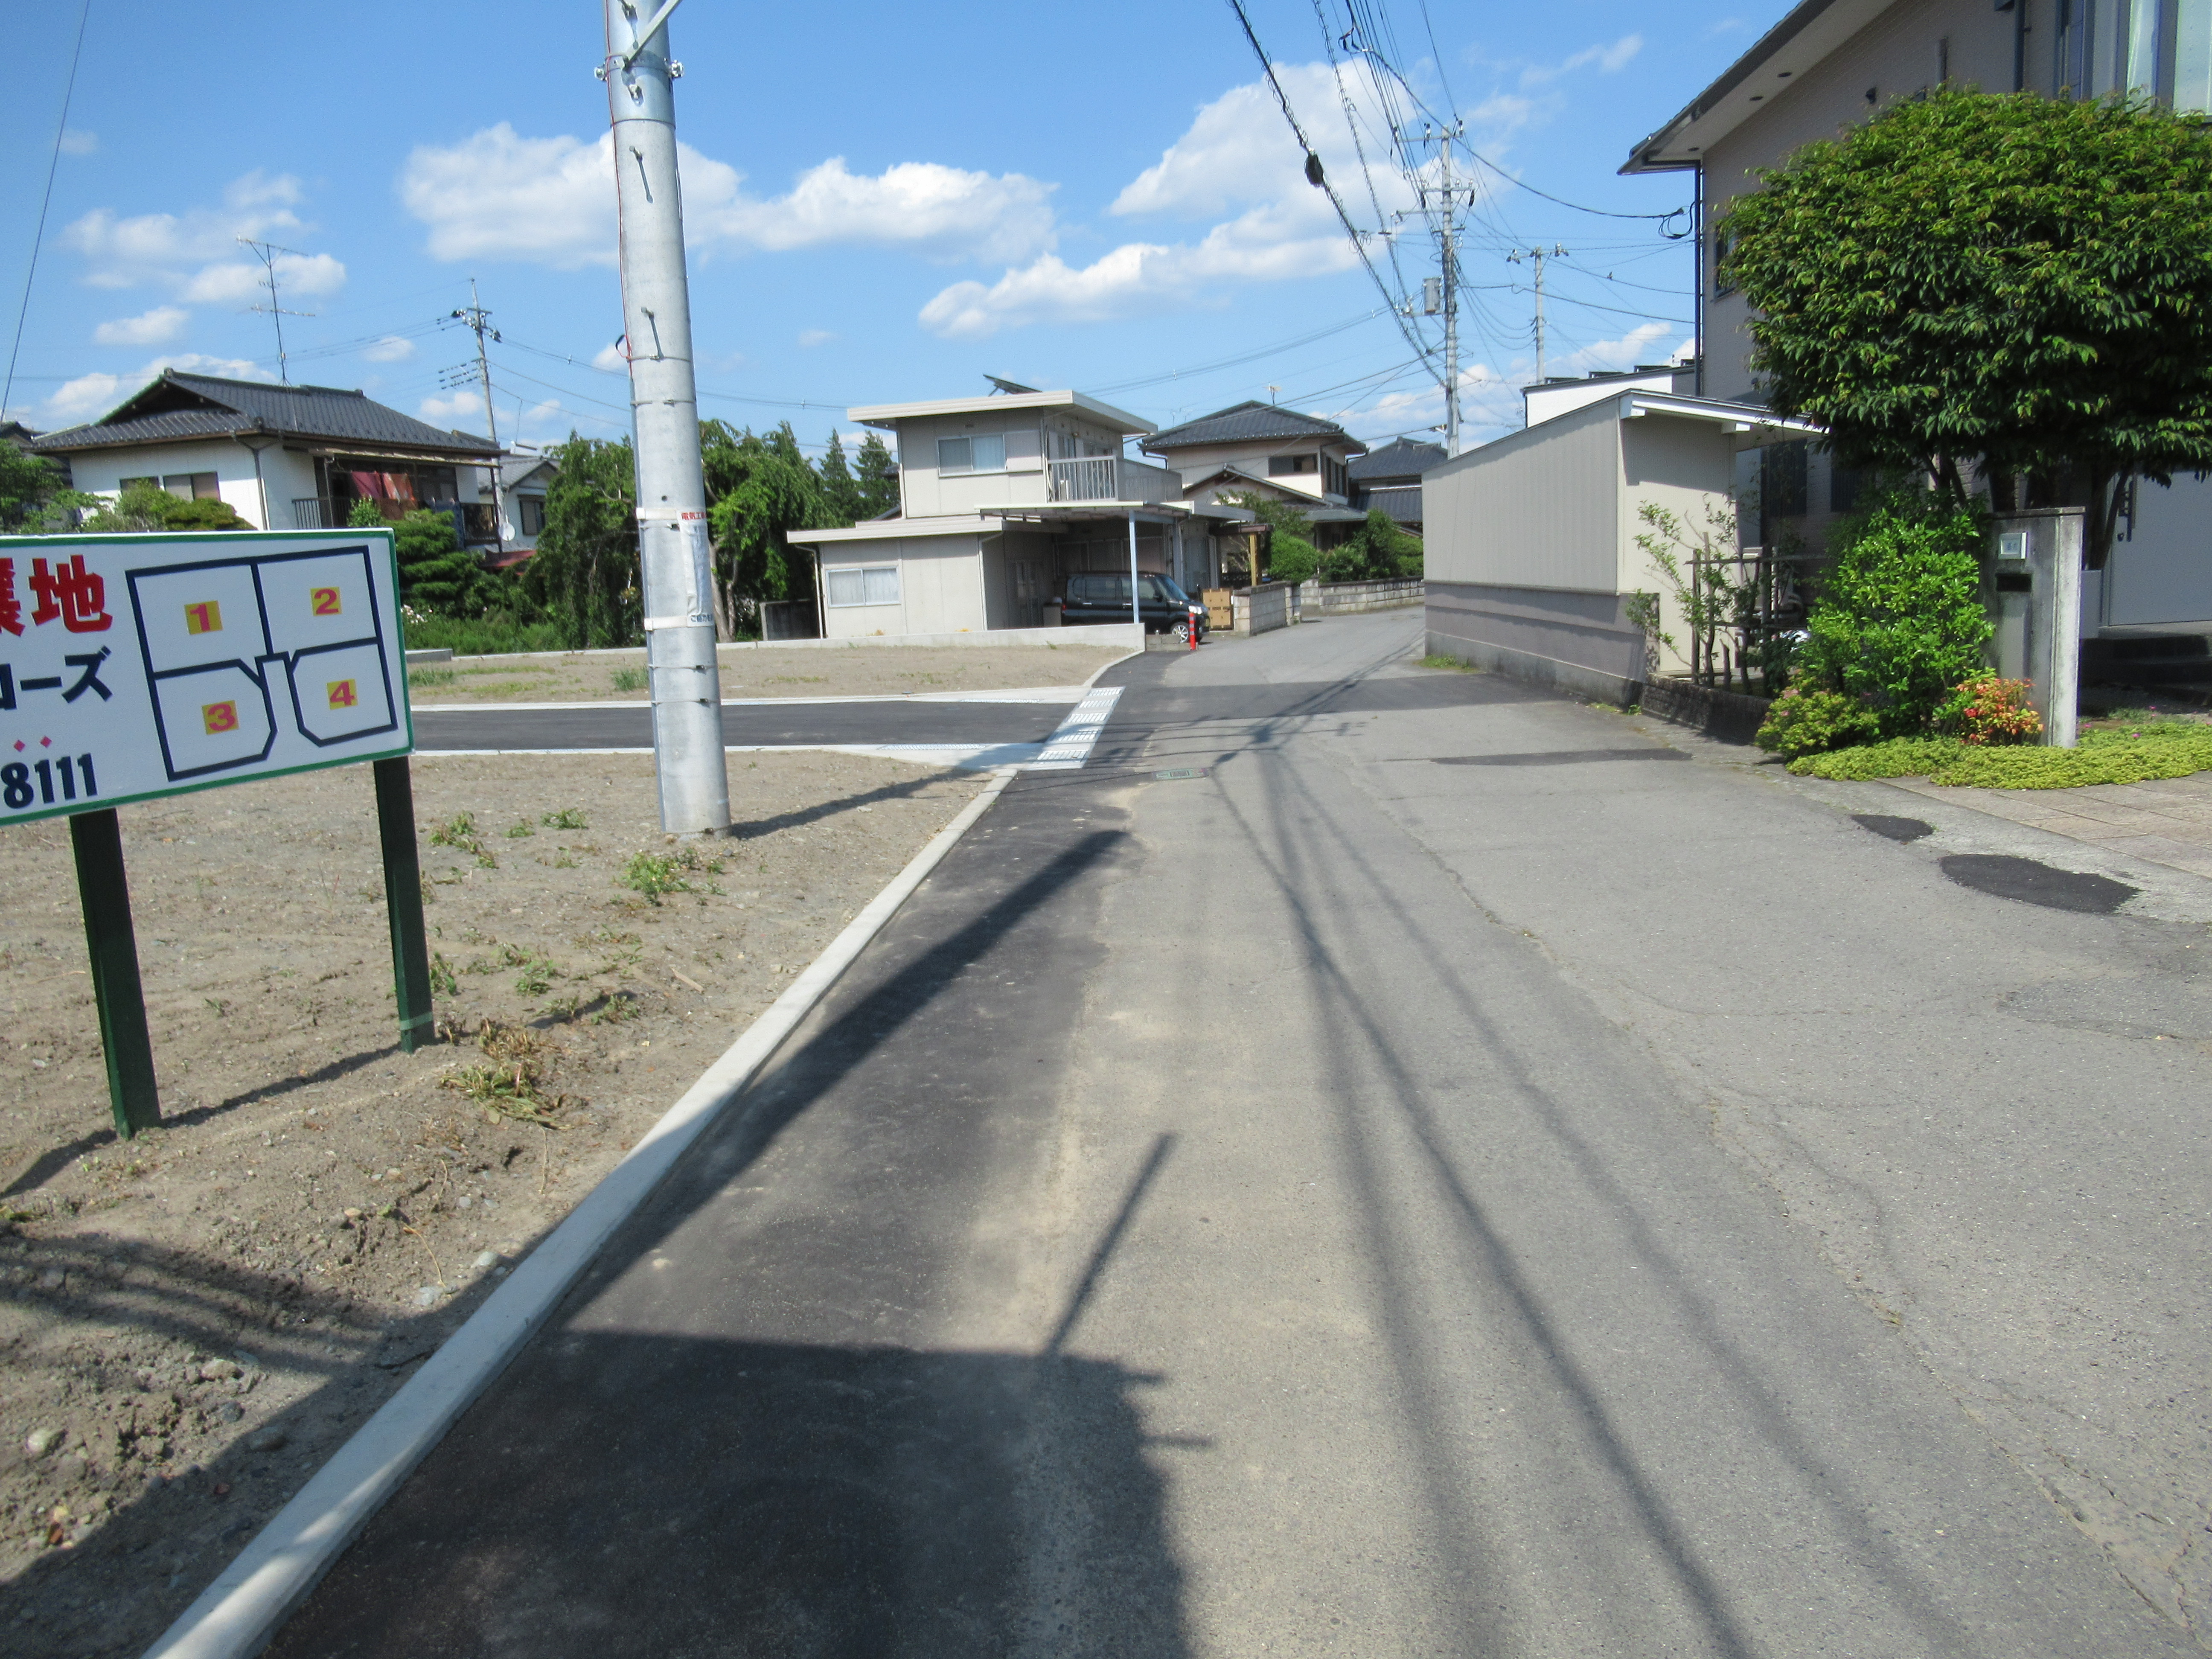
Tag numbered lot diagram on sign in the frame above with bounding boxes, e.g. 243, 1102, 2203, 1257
0, 530, 410, 824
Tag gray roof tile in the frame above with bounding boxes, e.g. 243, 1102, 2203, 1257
30, 371, 497, 458
1143, 400, 1362, 454
1350, 437, 1444, 483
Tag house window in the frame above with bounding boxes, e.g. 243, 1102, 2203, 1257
162, 472, 220, 500
938, 433, 1006, 474
824, 565, 901, 607
1268, 454, 1317, 477
517, 495, 546, 536
1323, 455, 1348, 497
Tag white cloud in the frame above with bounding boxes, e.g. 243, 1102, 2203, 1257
58, 130, 97, 157
41, 354, 271, 425
398, 125, 1055, 268
797, 329, 837, 347
363, 335, 416, 363
695, 157, 1055, 262
591, 341, 628, 371
419, 389, 486, 425
180, 251, 346, 306
1522, 35, 1643, 89
92, 306, 188, 346
924, 63, 1402, 338
61, 171, 309, 289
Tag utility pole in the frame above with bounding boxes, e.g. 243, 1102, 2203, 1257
236, 237, 315, 384
598, 0, 730, 837
1508, 245, 1569, 385
1403, 125, 1466, 455
449, 280, 507, 556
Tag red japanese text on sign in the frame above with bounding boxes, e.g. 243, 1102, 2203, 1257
28, 556, 113, 634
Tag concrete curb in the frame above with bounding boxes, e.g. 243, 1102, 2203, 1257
140, 767, 1019, 1659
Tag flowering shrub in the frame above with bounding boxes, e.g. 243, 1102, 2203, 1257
1754, 685, 1881, 757
1944, 673, 2042, 745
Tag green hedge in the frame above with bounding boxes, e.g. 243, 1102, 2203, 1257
1790, 722, 2212, 787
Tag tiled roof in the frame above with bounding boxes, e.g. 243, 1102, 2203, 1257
1361, 483, 1424, 526
1350, 437, 1445, 483
30, 371, 497, 458
1143, 400, 1363, 454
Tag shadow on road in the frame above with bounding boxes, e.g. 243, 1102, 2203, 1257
267, 1334, 1187, 1659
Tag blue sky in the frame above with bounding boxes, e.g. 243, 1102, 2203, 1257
1, 0, 1763, 455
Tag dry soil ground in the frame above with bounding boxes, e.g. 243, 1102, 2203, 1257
0, 750, 986, 1656
408, 642, 1121, 704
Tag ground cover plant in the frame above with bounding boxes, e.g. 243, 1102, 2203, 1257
1790, 720, 2212, 786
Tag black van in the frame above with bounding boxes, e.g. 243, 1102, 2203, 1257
1061, 572, 1208, 641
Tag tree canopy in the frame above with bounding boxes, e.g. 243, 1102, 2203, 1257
1718, 88, 2212, 568
701, 420, 828, 636
526, 435, 640, 649
853, 432, 899, 520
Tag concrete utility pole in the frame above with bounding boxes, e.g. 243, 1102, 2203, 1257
1439, 131, 1461, 459
1509, 245, 1569, 385
449, 279, 506, 557
599, 0, 730, 836
1405, 125, 1466, 455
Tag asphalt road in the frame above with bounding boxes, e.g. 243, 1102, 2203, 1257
269, 611, 2211, 1656
410, 697, 1073, 753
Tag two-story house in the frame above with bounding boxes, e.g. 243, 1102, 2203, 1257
1348, 436, 1447, 533
1141, 402, 1371, 548
788, 388, 1223, 637
30, 370, 505, 552
1622, 0, 2212, 637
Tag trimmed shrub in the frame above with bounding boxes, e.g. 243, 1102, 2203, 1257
1797, 493, 1992, 736
1755, 686, 1880, 757
1943, 673, 2042, 745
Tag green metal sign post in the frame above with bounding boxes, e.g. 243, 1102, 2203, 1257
0, 527, 427, 1137
375, 757, 434, 1054
68, 808, 161, 1138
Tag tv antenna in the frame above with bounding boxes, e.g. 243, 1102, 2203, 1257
236, 237, 316, 383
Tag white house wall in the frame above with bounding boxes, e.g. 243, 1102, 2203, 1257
1424, 402, 1741, 699
819, 533, 989, 638
895, 412, 1122, 518
61, 439, 316, 530
1700, 0, 2033, 403
1619, 414, 1740, 677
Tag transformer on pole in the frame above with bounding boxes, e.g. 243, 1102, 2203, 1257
600, 0, 731, 836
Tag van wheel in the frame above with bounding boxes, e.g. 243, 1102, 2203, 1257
1173, 620, 1193, 644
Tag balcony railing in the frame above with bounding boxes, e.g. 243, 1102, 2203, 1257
1048, 457, 1176, 505
292, 499, 501, 543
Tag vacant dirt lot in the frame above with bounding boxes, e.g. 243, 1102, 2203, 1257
0, 750, 986, 1656
409, 642, 1122, 704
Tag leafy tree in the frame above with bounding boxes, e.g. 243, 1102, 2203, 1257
702, 420, 825, 637
1718, 88, 2212, 570
1228, 491, 1316, 583
392, 509, 486, 615
1324, 508, 1423, 582
818, 430, 864, 526
0, 448, 95, 533
347, 498, 386, 529
1796, 491, 1992, 736
525, 434, 640, 649
853, 432, 899, 519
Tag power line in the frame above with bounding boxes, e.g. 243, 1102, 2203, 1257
1091, 308, 1390, 393
5, 0, 92, 419
1222, 0, 1438, 376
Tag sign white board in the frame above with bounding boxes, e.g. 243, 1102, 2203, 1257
0, 529, 412, 825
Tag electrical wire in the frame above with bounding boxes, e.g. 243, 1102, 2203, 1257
1091, 308, 1391, 394
1222, 0, 1437, 374
4, 0, 92, 417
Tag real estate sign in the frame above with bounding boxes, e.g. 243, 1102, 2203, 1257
0, 529, 412, 825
